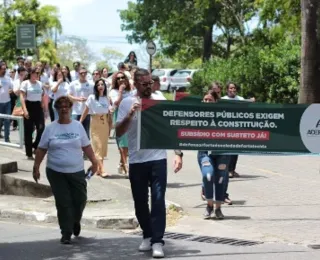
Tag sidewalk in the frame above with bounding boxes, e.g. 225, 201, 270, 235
0, 138, 139, 230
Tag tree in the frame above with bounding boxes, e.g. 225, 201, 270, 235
299, 0, 320, 103
95, 48, 124, 71
119, 0, 221, 62
38, 39, 58, 64
57, 36, 97, 68
0, 0, 62, 62
119, 0, 256, 62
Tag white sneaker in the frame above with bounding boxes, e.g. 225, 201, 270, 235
139, 238, 151, 252
152, 243, 164, 258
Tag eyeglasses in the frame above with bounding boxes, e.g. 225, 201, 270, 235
117, 76, 125, 80
139, 81, 153, 87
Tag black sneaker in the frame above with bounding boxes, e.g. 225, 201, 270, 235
203, 205, 213, 219
215, 208, 224, 220
73, 222, 81, 237
60, 234, 72, 244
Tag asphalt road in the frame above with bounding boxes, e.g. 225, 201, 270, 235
0, 220, 319, 260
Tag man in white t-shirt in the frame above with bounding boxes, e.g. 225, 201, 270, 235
151, 75, 166, 100
68, 67, 94, 138
116, 68, 183, 258
0, 62, 13, 142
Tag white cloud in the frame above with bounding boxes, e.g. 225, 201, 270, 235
38, 0, 94, 21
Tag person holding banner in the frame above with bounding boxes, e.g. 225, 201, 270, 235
116, 68, 183, 258
199, 92, 230, 219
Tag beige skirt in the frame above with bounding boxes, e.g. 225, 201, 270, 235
90, 114, 109, 160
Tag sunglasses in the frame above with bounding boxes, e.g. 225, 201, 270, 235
117, 76, 125, 80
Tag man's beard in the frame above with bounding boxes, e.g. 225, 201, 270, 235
142, 88, 152, 98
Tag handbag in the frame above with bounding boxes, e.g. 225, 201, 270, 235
12, 105, 24, 116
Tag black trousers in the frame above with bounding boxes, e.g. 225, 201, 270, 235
24, 101, 45, 157
10, 93, 17, 128
48, 98, 55, 122
228, 155, 238, 172
47, 168, 87, 236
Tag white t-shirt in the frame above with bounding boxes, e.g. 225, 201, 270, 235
153, 91, 166, 100
109, 89, 133, 107
221, 95, 245, 101
0, 76, 13, 103
51, 81, 70, 101
68, 80, 94, 115
13, 79, 23, 93
116, 93, 167, 164
38, 120, 90, 173
85, 94, 109, 115
40, 73, 50, 95
20, 80, 43, 102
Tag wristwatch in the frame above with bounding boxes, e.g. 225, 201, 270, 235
174, 150, 183, 157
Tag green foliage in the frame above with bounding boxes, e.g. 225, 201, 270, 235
0, 0, 62, 62
38, 39, 58, 64
190, 38, 300, 103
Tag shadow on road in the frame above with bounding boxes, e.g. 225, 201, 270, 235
0, 236, 201, 260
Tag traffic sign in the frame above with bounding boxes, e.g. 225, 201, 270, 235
16, 24, 36, 49
146, 41, 156, 55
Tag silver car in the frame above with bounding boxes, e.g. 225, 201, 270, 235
152, 69, 178, 92
170, 69, 198, 92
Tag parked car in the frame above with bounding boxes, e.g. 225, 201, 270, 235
170, 69, 198, 92
152, 69, 178, 92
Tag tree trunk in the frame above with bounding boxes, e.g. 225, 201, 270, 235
299, 0, 320, 103
202, 24, 213, 62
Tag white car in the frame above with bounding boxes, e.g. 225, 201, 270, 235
152, 69, 178, 92
170, 69, 198, 92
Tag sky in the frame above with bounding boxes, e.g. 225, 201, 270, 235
38, 0, 150, 69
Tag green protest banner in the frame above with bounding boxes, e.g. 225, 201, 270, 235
138, 99, 320, 154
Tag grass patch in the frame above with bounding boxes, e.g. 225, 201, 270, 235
162, 92, 174, 101
166, 204, 183, 227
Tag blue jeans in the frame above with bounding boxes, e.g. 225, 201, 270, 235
0, 101, 11, 141
72, 114, 90, 139
129, 159, 167, 245
198, 152, 229, 202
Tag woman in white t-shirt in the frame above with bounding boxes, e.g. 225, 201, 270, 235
20, 67, 46, 160
80, 79, 110, 177
109, 72, 133, 175
51, 70, 70, 120
33, 96, 98, 245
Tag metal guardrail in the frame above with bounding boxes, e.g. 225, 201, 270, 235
0, 113, 24, 149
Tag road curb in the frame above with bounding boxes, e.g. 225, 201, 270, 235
0, 161, 18, 174
166, 200, 183, 212
0, 209, 139, 230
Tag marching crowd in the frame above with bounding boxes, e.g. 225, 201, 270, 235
0, 52, 249, 258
